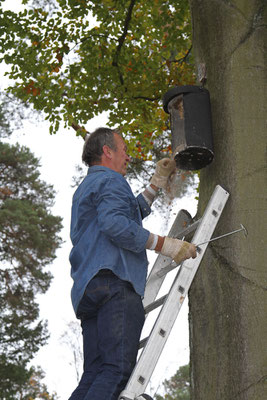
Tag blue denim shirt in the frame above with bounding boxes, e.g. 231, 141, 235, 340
69, 166, 151, 315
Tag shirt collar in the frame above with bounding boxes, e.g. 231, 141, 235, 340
87, 165, 122, 177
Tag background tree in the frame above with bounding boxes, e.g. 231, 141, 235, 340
0, 100, 63, 398
187, 1, 267, 399
59, 320, 83, 384
155, 364, 190, 400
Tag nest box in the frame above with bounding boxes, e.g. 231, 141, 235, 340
163, 85, 214, 170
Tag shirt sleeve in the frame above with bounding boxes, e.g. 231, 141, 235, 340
94, 176, 150, 253
136, 193, 152, 219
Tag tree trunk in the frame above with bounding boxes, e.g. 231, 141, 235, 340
187, 1, 267, 399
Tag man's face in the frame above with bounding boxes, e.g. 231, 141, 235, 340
109, 133, 130, 176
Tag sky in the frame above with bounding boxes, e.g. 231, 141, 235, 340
1, 0, 198, 397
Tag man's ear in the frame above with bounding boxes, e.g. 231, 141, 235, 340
102, 145, 112, 159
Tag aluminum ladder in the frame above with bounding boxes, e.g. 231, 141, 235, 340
119, 185, 230, 400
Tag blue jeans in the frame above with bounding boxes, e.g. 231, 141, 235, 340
68, 270, 145, 400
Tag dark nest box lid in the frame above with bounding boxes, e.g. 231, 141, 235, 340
163, 85, 214, 170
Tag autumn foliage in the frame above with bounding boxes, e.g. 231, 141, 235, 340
0, 0, 195, 163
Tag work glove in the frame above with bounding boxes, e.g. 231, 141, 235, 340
150, 158, 176, 190
160, 237, 197, 265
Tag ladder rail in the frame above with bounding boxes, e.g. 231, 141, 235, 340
119, 185, 230, 400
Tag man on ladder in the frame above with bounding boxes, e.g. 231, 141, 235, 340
68, 127, 197, 400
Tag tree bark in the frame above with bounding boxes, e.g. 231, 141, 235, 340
187, 1, 267, 399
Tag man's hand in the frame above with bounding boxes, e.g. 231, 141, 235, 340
150, 158, 176, 189
160, 237, 197, 264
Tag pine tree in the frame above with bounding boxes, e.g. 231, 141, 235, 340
0, 103, 63, 398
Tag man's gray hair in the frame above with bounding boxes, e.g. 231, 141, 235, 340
82, 127, 119, 167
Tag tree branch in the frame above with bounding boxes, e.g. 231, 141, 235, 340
162, 45, 192, 65
71, 122, 89, 140
175, 45, 192, 64
112, 0, 137, 66
112, 0, 137, 86
132, 95, 161, 101
69, 33, 117, 54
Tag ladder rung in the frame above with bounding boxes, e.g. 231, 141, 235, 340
175, 218, 201, 240
144, 294, 167, 314
139, 337, 148, 349
156, 260, 178, 278
140, 293, 168, 350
